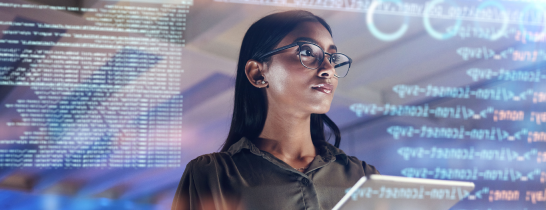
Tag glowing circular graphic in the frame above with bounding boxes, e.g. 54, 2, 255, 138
366, 0, 409, 41
422, 0, 462, 40
518, 4, 546, 41
476, 0, 508, 41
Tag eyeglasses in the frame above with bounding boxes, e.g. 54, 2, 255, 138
258, 41, 352, 78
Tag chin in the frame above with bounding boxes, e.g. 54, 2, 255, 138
309, 105, 331, 114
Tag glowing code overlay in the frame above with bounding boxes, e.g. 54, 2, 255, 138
0, 1, 190, 168
344, 185, 471, 201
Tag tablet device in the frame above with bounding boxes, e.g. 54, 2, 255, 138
332, 174, 475, 210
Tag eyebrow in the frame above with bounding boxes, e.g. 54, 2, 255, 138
293, 37, 337, 52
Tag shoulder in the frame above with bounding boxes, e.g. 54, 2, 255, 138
346, 155, 380, 175
185, 152, 235, 175
187, 152, 232, 167
190, 152, 231, 163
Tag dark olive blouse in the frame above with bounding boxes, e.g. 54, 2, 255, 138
171, 137, 379, 210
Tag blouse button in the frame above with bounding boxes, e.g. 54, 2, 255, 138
301, 178, 310, 186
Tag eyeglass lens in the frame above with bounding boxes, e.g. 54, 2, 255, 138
298, 43, 350, 78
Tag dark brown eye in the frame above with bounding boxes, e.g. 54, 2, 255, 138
299, 46, 314, 57
331, 54, 340, 63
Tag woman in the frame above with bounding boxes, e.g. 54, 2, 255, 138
172, 10, 379, 210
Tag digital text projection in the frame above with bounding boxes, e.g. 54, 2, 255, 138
0, 1, 190, 168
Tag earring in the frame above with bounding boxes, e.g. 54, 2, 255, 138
255, 80, 267, 88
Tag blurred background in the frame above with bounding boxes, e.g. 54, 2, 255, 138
0, 0, 545, 209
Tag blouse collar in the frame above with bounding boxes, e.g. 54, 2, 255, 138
227, 137, 349, 165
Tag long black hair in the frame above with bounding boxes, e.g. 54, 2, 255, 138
220, 10, 341, 152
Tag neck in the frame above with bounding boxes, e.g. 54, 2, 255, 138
255, 108, 316, 160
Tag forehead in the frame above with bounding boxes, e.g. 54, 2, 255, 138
277, 21, 334, 50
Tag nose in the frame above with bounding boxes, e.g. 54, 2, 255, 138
317, 55, 335, 78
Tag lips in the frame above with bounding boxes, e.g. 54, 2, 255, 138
311, 83, 333, 94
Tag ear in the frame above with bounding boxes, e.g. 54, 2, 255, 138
245, 59, 268, 88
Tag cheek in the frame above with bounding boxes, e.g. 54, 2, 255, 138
267, 65, 299, 96
266, 58, 306, 91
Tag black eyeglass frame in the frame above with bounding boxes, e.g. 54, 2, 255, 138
257, 41, 352, 78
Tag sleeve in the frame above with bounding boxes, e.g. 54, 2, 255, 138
362, 160, 380, 175
172, 154, 238, 210
172, 159, 200, 210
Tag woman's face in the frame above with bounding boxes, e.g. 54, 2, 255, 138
262, 21, 338, 116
